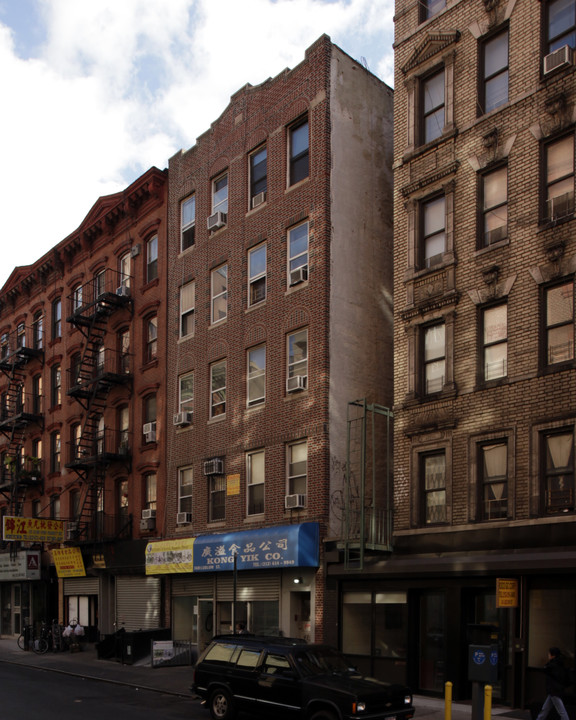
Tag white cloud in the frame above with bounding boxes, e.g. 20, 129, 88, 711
0, 0, 393, 288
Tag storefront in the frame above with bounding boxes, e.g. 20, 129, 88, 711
0, 549, 43, 636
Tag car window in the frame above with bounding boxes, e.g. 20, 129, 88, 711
237, 649, 261, 668
204, 642, 237, 663
262, 652, 292, 674
294, 648, 351, 676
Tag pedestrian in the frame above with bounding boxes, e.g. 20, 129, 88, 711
235, 622, 248, 634
536, 647, 572, 720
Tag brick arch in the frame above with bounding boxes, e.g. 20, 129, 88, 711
245, 324, 267, 347
208, 340, 229, 362
284, 308, 310, 332
286, 99, 310, 122
247, 129, 268, 152
209, 156, 230, 178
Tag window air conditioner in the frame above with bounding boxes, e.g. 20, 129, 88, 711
66, 522, 79, 541
543, 45, 573, 75
173, 412, 193, 427
203, 458, 224, 476
286, 375, 307, 393
140, 518, 155, 531
547, 192, 574, 221
251, 191, 266, 209
485, 226, 507, 246
289, 266, 308, 286
143, 422, 156, 435
285, 494, 306, 509
116, 285, 130, 297
207, 211, 227, 231
130, 244, 141, 258
176, 512, 192, 525
142, 509, 156, 520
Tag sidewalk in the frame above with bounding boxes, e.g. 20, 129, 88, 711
0, 637, 530, 720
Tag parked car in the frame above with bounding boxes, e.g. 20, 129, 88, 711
192, 634, 415, 720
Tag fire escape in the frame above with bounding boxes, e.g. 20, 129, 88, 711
65, 269, 133, 543
0, 323, 44, 521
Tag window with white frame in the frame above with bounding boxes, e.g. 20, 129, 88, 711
51, 364, 62, 407
247, 345, 265, 407
483, 304, 508, 381
421, 68, 445, 145
210, 360, 226, 418
543, 428, 574, 513
16, 322, 25, 349
180, 281, 195, 337
32, 311, 43, 350
146, 316, 158, 362
144, 472, 157, 510
544, 135, 574, 221
211, 265, 228, 324
421, 452, 446, 524
287, 440, 307, 497
72, 283, 83, 311
212, 174, 228, 215
119, 253, 131, 289
480, 29, 508, 115
288, 222, 309, 285
52, 298, 62, 340
423, 323, 445, 395
287, 329, 308, 390
479, 441, 508, 520
179, 467, 193, 515
179, 372, 194, 415
247, 449, 265, 515
181, 195, 196, 250
546, 0, 576, 53
147, 235, 158, 282
289, 117, 309, 186
94, 269, 106, 299
248, 244, 266, 305
481, 166, 508, 246
250, 146, 267, 207
421, 195, 445, 269
545, 281, 574, 365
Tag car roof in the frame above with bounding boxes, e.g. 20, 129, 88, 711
209, 635, 341, 653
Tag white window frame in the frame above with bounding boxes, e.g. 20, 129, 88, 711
119, 253, 131, 289
287, 440, 307, 496
212, 173, 228, 215
288, 222, 309, 282
179, 467, 193, 515
210, 360, 227, 419
73, 284, 83, 311
181, 195, 196, 251
248, 244, 266, 306
179, 372, 194, 414
247, 449, 265, 516
211, 264, 228, 325
250, 145, 267, 206
247, 345, 266, 407
287, 329, 308, 387
147, 235, 158, 282
483, 304, 508, 381
180, 281, 195, 337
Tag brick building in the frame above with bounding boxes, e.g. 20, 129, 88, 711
390, 0, 576, 707
145, 35, 395, 650
0, 167, 168, 638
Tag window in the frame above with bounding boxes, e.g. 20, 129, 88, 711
421, 69, 445, 145
119, 253, 131, 290
71, 490, 80, 520
71, 423, 82, 462
1, 332, 8, 358
51, 495, 60, 520
421, 452, 446, 524
32, 374, 42, 414
94, 269, 106, 299
546, 0, 576, 53
247, 449, 265, 515
287, 329, 308, 389
146, 316, 158, 362
545, 282, 574, 365
181, 195, 196, 250
247, 345, 266, 407
543, 429, 574, 513
180, 281, 195, 337
483, 304, 508, 380
480, 30, 508, 114
50, 430, 61, 473
287, 441, 307, 496
288, 222, 309, 284
289, 117, 309, 185
119, 328, 130, 374
72, 283, 83, 311
179, 372, 194, 414
211, 265, 228, 324
209, 475, 226, 521
144, 394, 157, 425
210, 360, 226, 418
16, 322, 25, 349
481, 166, 508, 246
118, 405, 129, 451
212, 173, 228, 215
250, 145, 267, 206
32, 311, 43, 350
52, 298, 62, 340
424, 324, 445, 395
479, 442, 508, 520
144, 472, 157, 510
248, 244, 266, 305
118, 479, 129, 527
421, 0, 445, 21
179, 467, 193, 515
421, 196, 445, 268
51, 364, 62, 407
544, 135, 574, 221
147, 235, 158, 282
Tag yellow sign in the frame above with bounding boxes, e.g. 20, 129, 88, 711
3, 516, 65, 543
52, 547, 86, 578
227, 474, 240, 496
146, 538, 195, 575
496, 578, 518, 608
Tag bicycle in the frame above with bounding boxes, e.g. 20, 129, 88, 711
17, 622, 51, 653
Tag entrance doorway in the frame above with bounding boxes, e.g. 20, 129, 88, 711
290, 591, 311, 641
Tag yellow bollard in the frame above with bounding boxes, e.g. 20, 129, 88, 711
445, 681, 453, 720
484, 685, 492, 720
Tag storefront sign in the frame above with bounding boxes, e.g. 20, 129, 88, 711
52, 547, 86, 578
3, 516, 65, 543
496, 578, 518, 607
145, 522, 319, 574
0, 550, 41, 580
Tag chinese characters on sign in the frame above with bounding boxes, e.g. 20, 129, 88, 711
3, 516, 65, 543
52, 547, 86, 577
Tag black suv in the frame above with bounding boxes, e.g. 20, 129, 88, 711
192, 634, 414, 720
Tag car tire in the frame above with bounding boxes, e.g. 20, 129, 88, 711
310, 710, 338, 720
209, 688, 236, 720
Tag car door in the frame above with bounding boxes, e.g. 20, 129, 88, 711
229, 647, 262, 713
255, 651, 302, 718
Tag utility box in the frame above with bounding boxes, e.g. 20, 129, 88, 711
469, 644, 499, 684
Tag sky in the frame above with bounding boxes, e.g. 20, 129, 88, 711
0, 0, 395, 290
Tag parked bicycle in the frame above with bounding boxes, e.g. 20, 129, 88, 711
17, 621, 52, 653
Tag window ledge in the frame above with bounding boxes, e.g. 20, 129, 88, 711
285, 176, 310, 194
208, 414, 226, 424
474, 238, 509, 257
402, 127, 457, 164
245, 301, 266, 314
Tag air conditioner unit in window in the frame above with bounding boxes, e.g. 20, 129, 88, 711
286, 375, 307, 393
207, 211, 227, 231
289, 266, 308, 287
485, 226, 507, 246
143, 422, 156, 436
130, 244, 141, 258
176, 512, 192, 525
251, 191, 266, 209
543, 45, 573, 75
66, 521, 79, 541
173, 412, 193, 427
547, 192, 574, 221
285, 494, 306, 509
116, 285, 130, 297
203, 458, 224, 476
142, 509, 156, 520
140, 518, 155, 531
